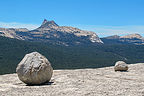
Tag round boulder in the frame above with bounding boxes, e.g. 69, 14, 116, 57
16, 52, 53, 85
114, 61, 128, 71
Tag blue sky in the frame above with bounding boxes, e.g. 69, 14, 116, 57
0, 0, 144, 37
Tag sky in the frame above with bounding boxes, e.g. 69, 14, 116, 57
0, 0, 144, 37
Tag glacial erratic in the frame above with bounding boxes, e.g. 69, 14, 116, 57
114, 61, 128, 71
16, 52, 53, 85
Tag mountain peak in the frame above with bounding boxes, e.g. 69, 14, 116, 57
39, 19, 59, 28
42, 19, 48, 25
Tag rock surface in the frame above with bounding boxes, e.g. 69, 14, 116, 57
114, 61, 128, 71
1, 63, 144, 96
16, 52, 53, 85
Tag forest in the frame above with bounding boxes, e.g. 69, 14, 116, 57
0, 36, 144, 74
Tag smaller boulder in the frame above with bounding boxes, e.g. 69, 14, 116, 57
114, 61, 128, 71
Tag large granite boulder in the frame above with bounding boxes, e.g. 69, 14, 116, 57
16, 52, 53, 85
114, 61, 128, 71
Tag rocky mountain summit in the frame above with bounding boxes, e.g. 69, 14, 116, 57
102, 34, 144, 45
26, 19, 103, 45
0, 19, 103, 46
0, 63, 144, 96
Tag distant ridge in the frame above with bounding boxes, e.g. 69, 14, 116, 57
0, 19, 103, 46
103, 35, 120, 39
120, 34, 143, 39
102, 33, 144, 45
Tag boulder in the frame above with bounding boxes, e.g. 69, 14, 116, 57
16, 52, 53, 85
114, 61, 128, 71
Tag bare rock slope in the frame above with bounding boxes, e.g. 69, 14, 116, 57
0, 63, 144, 96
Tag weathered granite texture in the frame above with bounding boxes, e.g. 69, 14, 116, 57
114, 61, 128, 71
0, 63, 144, 96
16, 52, 53, 85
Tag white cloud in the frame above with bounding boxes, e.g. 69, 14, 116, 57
0, 22, 39, 30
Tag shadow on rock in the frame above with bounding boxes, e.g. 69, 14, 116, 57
115, 70, 129, 72
26, 81, 54, 86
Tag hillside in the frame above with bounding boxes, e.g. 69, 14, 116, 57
0, 36, 120, 74
0, 36, 144, 75
0, 63, 144, 96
